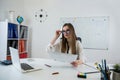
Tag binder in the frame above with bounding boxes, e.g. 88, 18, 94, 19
8, 23, 18, 38
19, 40, 26, 53
20, 26, 24, 38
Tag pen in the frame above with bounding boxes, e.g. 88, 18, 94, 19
104, 59, 109, 80
52, 72, 59, 75
83, 63, 97, 70
99, 64, 104, 73
102, 59, 104, 69
99, 64, 107, 80
104, 59, 107, 71
94, 62, 101, 71
85, 71, 100, 74
45, 64, 51, 67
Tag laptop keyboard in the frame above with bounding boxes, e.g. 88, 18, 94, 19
21, 63, 34, 70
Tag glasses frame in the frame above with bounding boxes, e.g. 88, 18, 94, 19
62, 29, 70, 34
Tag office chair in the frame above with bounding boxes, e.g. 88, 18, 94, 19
77, 37, 82, 43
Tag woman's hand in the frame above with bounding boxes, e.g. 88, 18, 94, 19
55, 30, 61, 38
50, 30, 62, 45
71, 60, 83, 67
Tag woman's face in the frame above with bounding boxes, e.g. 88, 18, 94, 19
62, 26, 71, 39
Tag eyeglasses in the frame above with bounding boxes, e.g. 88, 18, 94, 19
62, 29, 70, 34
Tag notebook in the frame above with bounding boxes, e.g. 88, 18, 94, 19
48, 52, 78, 63
9, 47, 42, 73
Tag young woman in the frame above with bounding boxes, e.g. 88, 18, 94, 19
46, 23, 85, 67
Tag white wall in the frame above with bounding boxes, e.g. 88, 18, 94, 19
0, 0, 120, 64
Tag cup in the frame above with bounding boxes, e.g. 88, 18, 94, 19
101, 71, 111, 80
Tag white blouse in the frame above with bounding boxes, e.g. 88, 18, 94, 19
46, 40, 86, 62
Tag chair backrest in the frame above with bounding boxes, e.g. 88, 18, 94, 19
77, 37, 82, 43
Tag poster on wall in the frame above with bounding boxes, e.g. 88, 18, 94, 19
59, 16, 109, 50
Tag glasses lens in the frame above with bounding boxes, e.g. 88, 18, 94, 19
66, 30, 70, 34
62, 30, 70, 34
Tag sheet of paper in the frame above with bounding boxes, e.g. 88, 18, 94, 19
49, 52, 77, 63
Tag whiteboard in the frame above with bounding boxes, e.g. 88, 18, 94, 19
59, 16, 109, 50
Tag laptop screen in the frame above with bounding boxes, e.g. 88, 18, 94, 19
9, 47, 22, 71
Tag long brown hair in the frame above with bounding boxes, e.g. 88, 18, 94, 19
61, 23, 77, 54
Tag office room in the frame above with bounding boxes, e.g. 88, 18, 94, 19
0, 0, 120, 80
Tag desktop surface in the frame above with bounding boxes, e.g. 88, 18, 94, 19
0, 58, 103, 80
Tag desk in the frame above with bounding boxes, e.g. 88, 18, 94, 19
0, 58, 101, 80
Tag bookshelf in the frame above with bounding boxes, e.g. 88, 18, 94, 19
0, 20, 28, 61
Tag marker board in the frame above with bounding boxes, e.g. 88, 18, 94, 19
59, 16, 109, 50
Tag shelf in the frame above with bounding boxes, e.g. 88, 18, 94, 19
0, 20, 28, 60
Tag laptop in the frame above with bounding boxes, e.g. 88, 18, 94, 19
48, 52, 78, 63
9, 47, 42, 73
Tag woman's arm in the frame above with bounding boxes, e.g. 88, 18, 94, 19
71, 40, 86, 67
46, 41, 61, 53
46, 30, 62, 53
50, 30, 61, 45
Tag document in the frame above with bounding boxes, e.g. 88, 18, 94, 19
49, 52, 77, 63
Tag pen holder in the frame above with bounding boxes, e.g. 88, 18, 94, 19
112, 71, 120, 80
101, 71, 111, 80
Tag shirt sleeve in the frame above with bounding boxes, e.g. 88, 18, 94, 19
46, 41, 61, 53
76, 40, 87, 63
